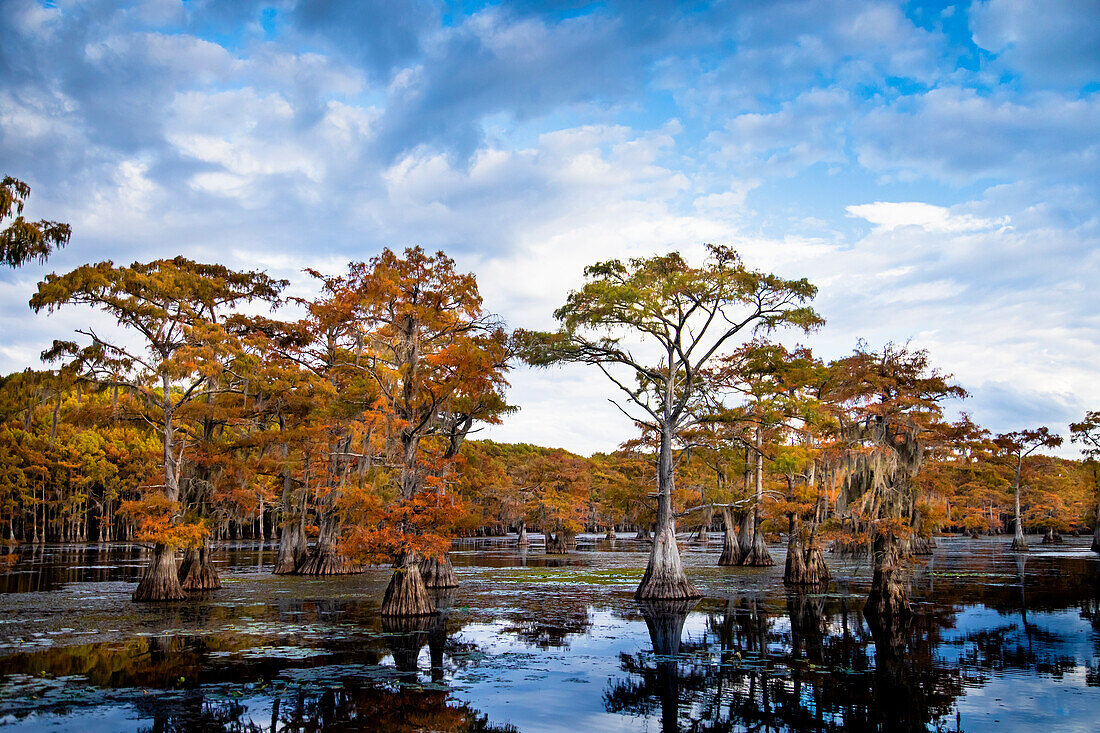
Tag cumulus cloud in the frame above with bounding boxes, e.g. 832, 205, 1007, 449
856, 87, 1100, 185
846, 201, 1008, 232
1, 0, 1097, 455
971, 0, 1100, 89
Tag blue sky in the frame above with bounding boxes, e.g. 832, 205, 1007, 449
1, 0, 1098, 454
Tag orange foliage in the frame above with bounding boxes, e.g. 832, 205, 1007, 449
117, 494, 207, 548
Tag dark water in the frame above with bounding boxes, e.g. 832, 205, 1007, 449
0, 535, 1097, 732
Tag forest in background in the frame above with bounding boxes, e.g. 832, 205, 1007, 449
2, 174, 1098, 631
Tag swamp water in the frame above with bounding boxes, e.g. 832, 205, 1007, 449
0, 535, 1097, 732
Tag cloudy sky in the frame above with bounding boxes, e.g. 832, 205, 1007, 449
1, 0, 1097, 455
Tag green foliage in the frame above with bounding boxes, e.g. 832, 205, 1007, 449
0, 176, 71, 268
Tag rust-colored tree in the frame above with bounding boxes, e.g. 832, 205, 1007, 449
994, 427, 1063, 551
828, 343, 965, 640
330, 248, 512, 615
1070, 411, 1100, 553
521, 450, 590, 553
30, 258, 285, 600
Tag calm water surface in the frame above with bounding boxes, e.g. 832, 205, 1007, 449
0, 535, 1097, 732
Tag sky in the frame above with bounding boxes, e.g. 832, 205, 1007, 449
1, 0, 1098, 456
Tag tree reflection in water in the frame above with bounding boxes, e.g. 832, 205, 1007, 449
134, 685, 517, 733
605, 591, 966, 732
3, 541, 1099, 731
604, 599, 700, 733
3, 587, 509, 733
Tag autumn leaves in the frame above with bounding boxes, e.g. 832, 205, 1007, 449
3, 234, 1095, 620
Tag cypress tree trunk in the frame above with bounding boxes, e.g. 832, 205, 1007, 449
1040, 527, 1063, 545
864, 532, 909, 637
274, 519, 307, 575
179, 543, 221, 590
606, 526, 617, 541
693, 507, 712, 544
635, 427, 699, 600
133, 381, 188, 602
1010, 456, 1029, 551
909, 510, 935, 555
737, 508, 753, 557
802, 530, 830, 586
516, 521, 529, 546
274, 483, 308, 574
783, 516, 807, 584
381, 552, 435, 617
910, 536, 935, 554
743, 429, 774, 566
738, 447, 754, 558
133, 543, 186, 601
743, 517, 774, 566
545, 531, 575, 554
1092, 520, 1100, 554
635, 524, 651, 541
297, 502, 358, 575
718, 507, 743, 566
419, 554, 459, 588
273, 434, 307, 575
638, 526, 695, 598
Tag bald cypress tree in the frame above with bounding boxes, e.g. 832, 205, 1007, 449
523, 244, 821, 600
1, 175, 70, 268
30, 258, 285, 600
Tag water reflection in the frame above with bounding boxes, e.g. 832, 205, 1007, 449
0, 537, 1097, 731
604, 600, 697, 733
130, 686, 517, 733
607, 593, 965, 732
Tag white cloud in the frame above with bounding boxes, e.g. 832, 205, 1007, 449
707, 88, 852, 175
856, 87, 1100, 184
1, 0, 1098, 458
971, 0, 1100, 88
846, 201, 1008, 232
